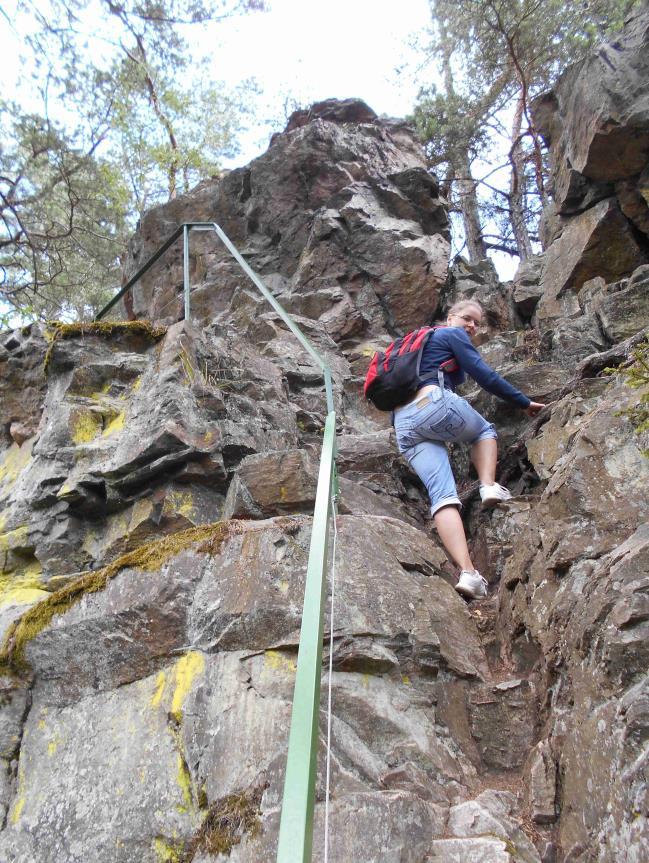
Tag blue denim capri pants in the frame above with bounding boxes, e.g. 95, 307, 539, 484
394, 386, 497, 516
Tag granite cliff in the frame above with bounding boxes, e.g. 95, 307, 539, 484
0, 9, 648, 863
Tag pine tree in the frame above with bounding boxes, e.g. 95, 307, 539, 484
0, 0, 264, 321
413, 0, 641, 265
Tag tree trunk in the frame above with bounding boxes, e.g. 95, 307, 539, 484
509, 93, 533, 262
124, 35, 179, 201
456, 149, 488, 262
437, 8, 488, 263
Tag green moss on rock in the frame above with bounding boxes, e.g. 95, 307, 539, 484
0, 521, 232, 673
43, 320, 167, 374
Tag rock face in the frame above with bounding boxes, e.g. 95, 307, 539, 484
530, 5, 649, 337
1, 21, 649, 862
124, 98, 450, 341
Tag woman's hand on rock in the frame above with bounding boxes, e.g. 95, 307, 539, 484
525, 401, 546, 417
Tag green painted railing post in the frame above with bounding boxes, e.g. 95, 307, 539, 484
276, 410, 337, 863
183, 225, 190, 320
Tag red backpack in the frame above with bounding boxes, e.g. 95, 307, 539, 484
363, 326, 459, 411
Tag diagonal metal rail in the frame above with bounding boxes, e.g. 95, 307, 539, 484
96, 222, 337, 862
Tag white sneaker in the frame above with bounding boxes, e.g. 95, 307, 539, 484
480, 482, 512, 508
455, 570, 488, 600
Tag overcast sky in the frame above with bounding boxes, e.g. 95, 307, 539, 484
1, 0, 433, 161
0, 1, 517, 280
203, 0, 433, 166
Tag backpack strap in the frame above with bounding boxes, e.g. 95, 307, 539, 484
413, 325, 452, 409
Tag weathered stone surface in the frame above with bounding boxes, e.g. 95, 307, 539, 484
468, 678, 538, 770
0, 672, 202, 863
545, 311, 607, 364
0, 680, 27, 761
12, 515, 484, 703
2, 30, 649, 858
511, 256, 545, 320
443, 258, 515, 336
447, 790, 541, 862
532, 7, 649, 198
534, 380, 648, 568
475, 331, 520, 371
0, 326, 47, 449
222, 449, 318, 518
499, 378, 649, 863
337, 475, 422, 525
428, 837, 514, 862
224, 791, 446, 863
124, 100, 450, 340
0, 515, 497, 860
465, 360, 565, 451
283, 96, 378, 131
526, 378, 610, 480
534, 198, 647, 329
527, 741, 557, 824
588, 264, 649, 343
0, 319, 323, 577
617, 169, 649, 237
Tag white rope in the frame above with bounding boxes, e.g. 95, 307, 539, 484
323, 486, 339, 863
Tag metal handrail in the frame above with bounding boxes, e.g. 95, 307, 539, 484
96, 222, 334, 414
96, 222, 338, 861
95, 224, 185, 321
276, 410, 337, 863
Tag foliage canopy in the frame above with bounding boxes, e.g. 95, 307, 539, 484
0, 0, 264, 322
412, 0, 642, 266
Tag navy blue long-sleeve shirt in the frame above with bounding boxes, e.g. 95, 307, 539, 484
419, 326, 530, 408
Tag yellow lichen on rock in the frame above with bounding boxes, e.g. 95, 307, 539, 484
70, 408, 102, 445
176, 752, 194, 813
10, 795, 25, 825
0, 524, 29, 555
163, 489, 197, 522
90, 381, 112, 401
0, 557, 47, 609
264, 649, 296, 675
171, 651, 205, 722
153, 837, 183, 863
150, 670, 167, 708
131, 498, 155, 527
0, 441, 33, 496
56, 481, 73, 499
43, 320, 167, 374
0, 585, 48, 608
9, 762, 27, 825
102, 410, 126, 437
47, 734, 63, 757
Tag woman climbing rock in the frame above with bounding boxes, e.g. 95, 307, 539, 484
391, 300, 545, 600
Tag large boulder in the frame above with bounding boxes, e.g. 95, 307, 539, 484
3, 23, 649, 856
532, 7, 649, 206
534, 198, 646, 329
532, 6, 649, 346
0, 326, 47, 448
495, 373, 649, 863
123, 99, 451, 344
